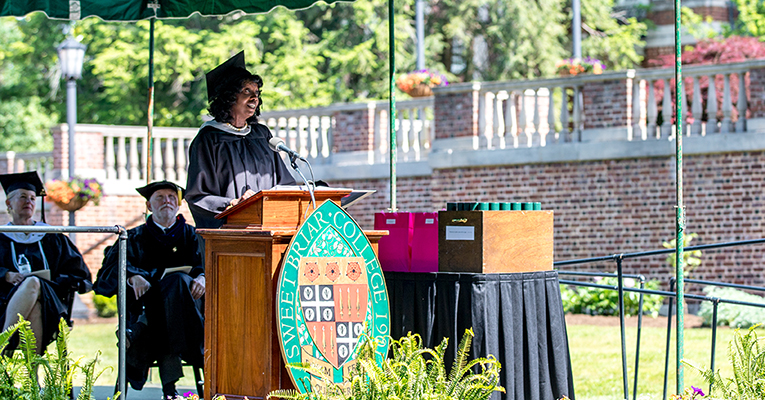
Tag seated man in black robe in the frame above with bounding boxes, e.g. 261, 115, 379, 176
94, 180, 204, 399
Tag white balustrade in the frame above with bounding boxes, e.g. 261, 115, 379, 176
0, 152, 54, 182
691, 77, 702, 135
737, 73, 747, 132
102, 127, 196, 186
63, 60, 765, 187
707, 76, 718, 135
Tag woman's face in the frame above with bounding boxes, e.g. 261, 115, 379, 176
230, 81, 261, 123
6, 189, 36, 224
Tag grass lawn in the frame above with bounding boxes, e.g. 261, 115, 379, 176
63, 321, 199, 389
63, 318, 750, 399
568, 323, 746, 400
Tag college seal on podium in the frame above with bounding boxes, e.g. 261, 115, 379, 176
276, 200, 390, 391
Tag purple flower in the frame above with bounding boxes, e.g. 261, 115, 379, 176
691, 386, 705, 397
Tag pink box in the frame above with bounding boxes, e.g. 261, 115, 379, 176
374, 212, 412, 272
411, 212, 439, 272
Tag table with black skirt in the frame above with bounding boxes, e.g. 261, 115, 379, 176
384, 270, 575, 400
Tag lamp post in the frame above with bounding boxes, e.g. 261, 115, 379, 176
57, 35, 86, 240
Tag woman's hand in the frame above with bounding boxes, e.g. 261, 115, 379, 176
191, 275, 205, 300
229, 189, 257, 208
5, 271, 23, 285
128, 275, 151, 299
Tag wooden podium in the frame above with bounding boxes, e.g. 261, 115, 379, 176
197, 188, 385, 400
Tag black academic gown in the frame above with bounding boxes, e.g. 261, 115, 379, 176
0, 229, 91, 348
185, 123, 296, 228
94, 215, 204, 390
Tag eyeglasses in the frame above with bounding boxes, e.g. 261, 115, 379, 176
240, 87, 262, 98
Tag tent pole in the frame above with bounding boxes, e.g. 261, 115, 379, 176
674, 0, 685, 392
388, 0, 397, 211
147, 18, 156, 184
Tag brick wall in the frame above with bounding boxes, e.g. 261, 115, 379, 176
329, 151, 765, 289
648, 6, 730, 25
644, 47, 675, 67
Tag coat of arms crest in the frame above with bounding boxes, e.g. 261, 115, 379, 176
276, 200, 390, 391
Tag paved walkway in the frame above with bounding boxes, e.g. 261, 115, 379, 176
79, 385, 200, 400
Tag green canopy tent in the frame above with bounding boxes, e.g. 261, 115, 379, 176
1, 0, 401, 395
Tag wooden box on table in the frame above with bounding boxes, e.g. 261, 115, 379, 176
438, 210, 553, 273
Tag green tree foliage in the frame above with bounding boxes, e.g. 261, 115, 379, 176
423, 0, 645, 80
0, 0, 645, 152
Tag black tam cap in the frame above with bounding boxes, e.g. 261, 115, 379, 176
0, 171, 45, 196
206, 50, 252, 102
136, 180, 185, 201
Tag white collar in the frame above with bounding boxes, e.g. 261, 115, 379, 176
2, 221, 48, 244
202, 120, 252, 136
151, 218, 175, 232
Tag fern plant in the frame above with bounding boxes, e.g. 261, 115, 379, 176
683, 325, 765, 399
268, 328, 504, 400
0, 317, 110, 400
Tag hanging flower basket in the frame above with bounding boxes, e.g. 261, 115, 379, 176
406, 84, 434, 97
46, 177, 103, 212
555, 57, 606, 77
53, 197, 89, 212
396, 69, 448, 97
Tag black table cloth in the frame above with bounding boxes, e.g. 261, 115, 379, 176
384, 270, 575, 400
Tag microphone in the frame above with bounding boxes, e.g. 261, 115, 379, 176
268, 137, 305, 161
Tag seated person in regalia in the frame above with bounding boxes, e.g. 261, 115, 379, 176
94, 180, 204, 399
0, 171, 91, 355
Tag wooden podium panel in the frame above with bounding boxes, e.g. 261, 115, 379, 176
200, 228, 385, 400
216, 188, 353, 230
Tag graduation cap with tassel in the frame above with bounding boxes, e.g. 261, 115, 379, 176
205, 50, 253, 103
0, 171, 47, 223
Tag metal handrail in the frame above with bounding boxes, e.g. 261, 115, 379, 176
0, 225, 129, 397
555, 237, 765, 400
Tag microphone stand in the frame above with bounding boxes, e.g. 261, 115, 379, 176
289, 154, 316, 210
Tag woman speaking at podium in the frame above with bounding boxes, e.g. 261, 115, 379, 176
186, 51, 295, 229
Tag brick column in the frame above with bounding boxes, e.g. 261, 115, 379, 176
0, 152, 16, 174
51, 124, 105, 177
581, 75, 634, 142
433, 82, 480, 139
332, 103, 376, 153
748, 67, 765, 118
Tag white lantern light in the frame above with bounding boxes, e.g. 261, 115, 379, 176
57, 36, 87, 80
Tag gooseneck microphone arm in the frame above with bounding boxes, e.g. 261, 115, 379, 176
269, 137, 316, 210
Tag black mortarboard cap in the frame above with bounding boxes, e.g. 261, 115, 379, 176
205, 50, 251, 101
0, 171, 45, 196
136, 180, 185, 202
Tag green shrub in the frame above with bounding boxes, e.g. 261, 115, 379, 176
560, 276, 664, 317
0, 317, 111, 399
697, 287, 765, 328
684, 325, 765, 399
268, 329, 504, 400
93, 294, 117, 318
